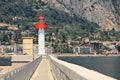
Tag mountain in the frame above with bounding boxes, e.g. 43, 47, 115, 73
0, 0, 120, 45
46, 0, 120, 31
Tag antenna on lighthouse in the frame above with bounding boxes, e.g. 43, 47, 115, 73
35, 13, 47, 55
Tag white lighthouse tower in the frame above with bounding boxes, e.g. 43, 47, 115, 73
35, 13, 47, 55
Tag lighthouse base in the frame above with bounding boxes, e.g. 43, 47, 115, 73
38, 29, 46, 55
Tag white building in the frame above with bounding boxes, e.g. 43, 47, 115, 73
73, 46, 93, 54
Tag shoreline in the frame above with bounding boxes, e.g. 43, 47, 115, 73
57, 54, 120, 57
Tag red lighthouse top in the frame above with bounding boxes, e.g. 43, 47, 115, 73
38, 13, 45, 20
35, 13, 47, 30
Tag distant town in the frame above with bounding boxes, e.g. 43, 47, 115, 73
0, 34, 120, 56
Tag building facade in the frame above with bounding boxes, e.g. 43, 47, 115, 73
73, 46, 93, 54
22, 37, 33, 55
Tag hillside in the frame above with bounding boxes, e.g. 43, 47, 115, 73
46, 0, 120, 31
0, 0, 120, 46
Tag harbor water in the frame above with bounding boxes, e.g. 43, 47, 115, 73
0, 57, 11, 66
59, 56, 120, 80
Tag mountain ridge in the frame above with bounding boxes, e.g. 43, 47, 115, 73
46, 0, 120, 31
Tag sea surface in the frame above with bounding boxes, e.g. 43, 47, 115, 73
59, 56, 120, 80
0, 57, 11, 66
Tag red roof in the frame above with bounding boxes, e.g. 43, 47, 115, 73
35, 22, 47, 30
38, 13, 45, 20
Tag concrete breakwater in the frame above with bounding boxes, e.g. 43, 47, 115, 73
0, 55, 11, 58
0, 56, 42, 80
49, 55, 117, 80
0, 55, 118, 80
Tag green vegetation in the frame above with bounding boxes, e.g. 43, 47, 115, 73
112, 0, 120, 15
0, 0, 120, 52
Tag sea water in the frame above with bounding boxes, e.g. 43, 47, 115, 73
59, 56, 120, 79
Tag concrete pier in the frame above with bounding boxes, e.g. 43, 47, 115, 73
49, 55, 117, 80
0, 55, 117, 80
30, 56, 54, 80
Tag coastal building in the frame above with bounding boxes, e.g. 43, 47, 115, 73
105, 45, 118, 54
0, 47, 3, 54
22, 37, 33, 55
82, 37, 89, 43
0, 45, 22, 55
90, 40, 102, 49
73, 46, 93, 54
71, 41, 80, 47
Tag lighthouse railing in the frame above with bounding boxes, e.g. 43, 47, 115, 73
0, 56, 42, 80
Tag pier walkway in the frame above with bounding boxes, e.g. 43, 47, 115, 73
30, 56, 54, 80
0, 55, 117, 80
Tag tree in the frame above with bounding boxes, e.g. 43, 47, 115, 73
116, 45, 120, 52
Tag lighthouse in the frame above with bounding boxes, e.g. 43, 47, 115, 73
35, 13, 47, 55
